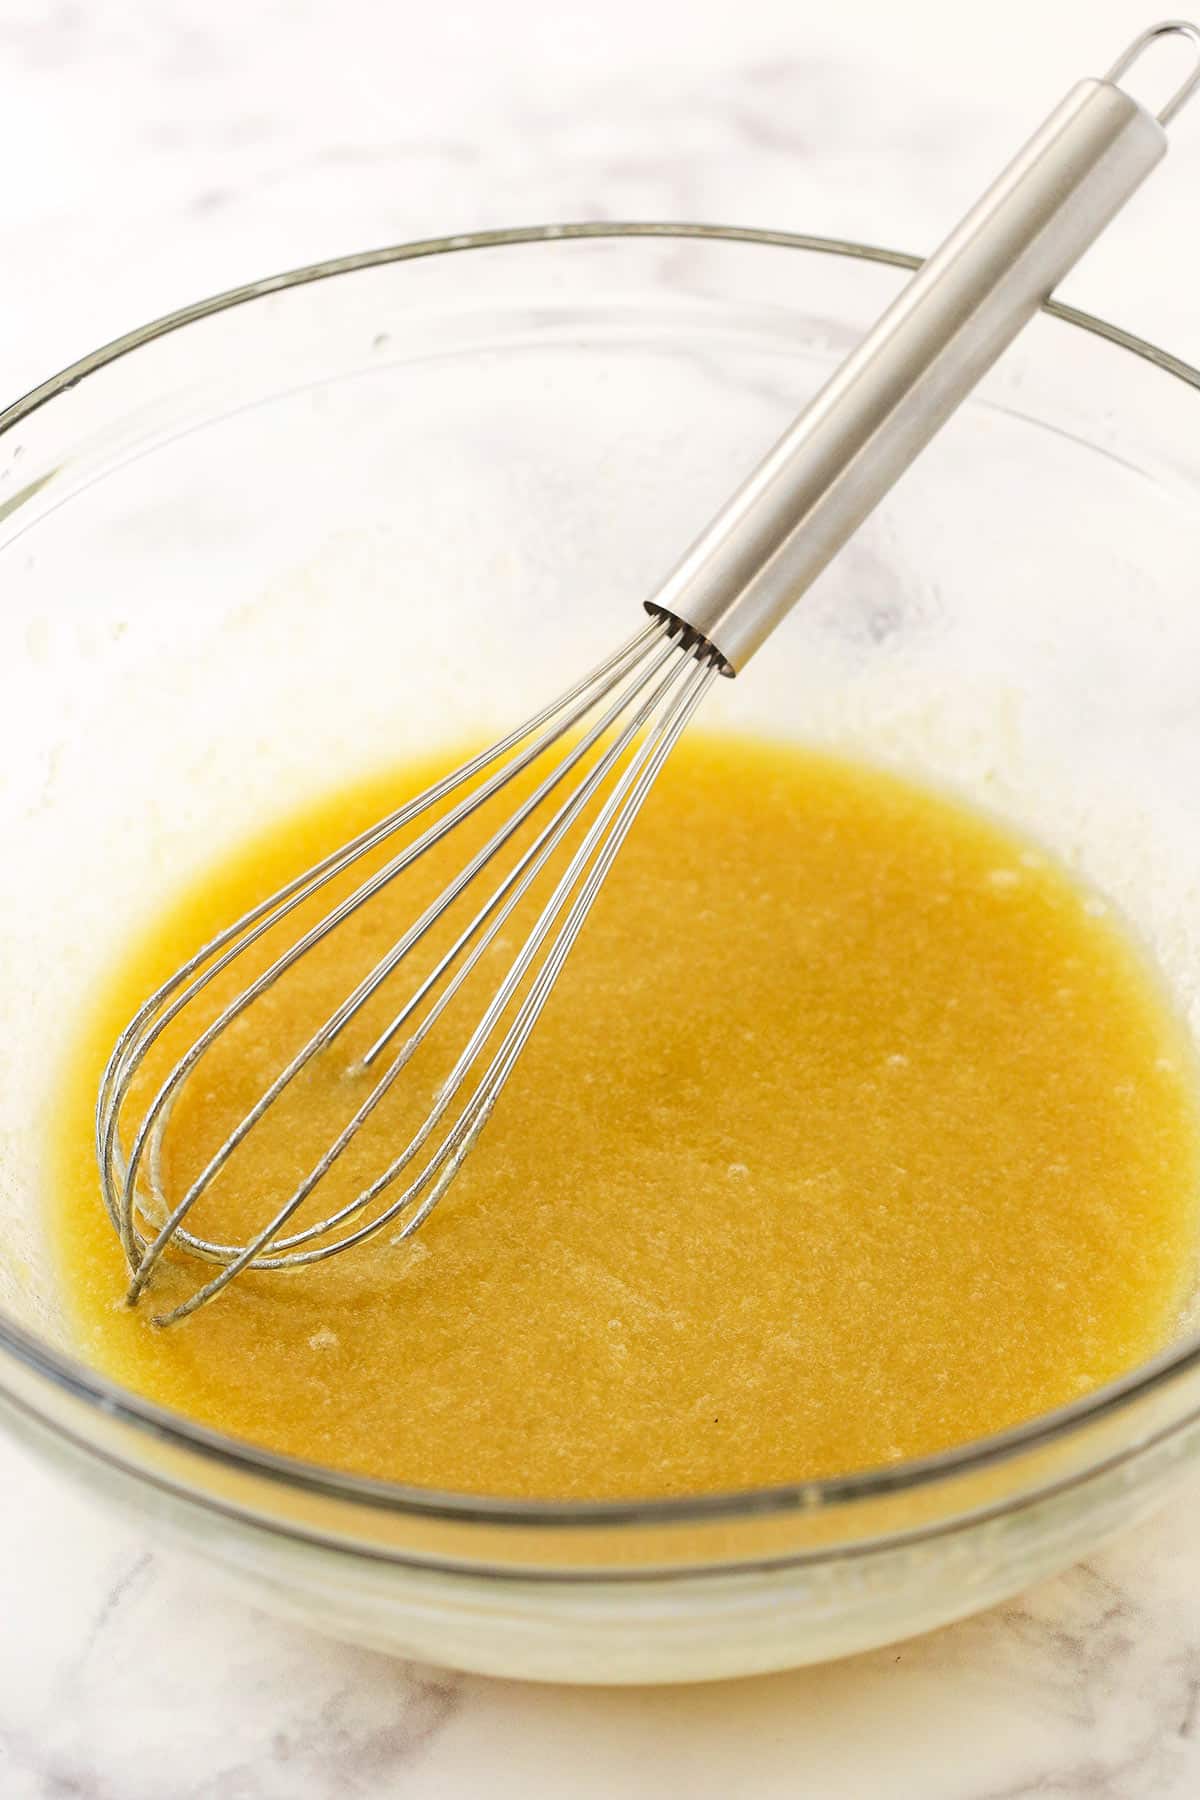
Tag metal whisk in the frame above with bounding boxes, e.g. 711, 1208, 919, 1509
99, 22, 1200, 1321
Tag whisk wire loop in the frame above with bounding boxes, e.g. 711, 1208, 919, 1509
100, 616, 717, 1320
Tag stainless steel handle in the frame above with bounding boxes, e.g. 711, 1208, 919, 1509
648, 24, 1200, 673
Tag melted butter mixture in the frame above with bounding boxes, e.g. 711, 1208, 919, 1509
51, 735, 1200, 1498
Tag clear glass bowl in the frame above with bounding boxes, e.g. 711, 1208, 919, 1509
3, 225, 1200, 1685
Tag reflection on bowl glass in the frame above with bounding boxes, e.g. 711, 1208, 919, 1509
2, 225, 1200, 1684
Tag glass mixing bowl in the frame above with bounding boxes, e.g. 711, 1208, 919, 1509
3, 225, 1200, 1685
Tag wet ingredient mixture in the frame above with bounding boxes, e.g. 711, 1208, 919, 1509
51, 735, 1200, 1497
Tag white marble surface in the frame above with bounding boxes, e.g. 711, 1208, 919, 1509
5, 0, 1200, 1793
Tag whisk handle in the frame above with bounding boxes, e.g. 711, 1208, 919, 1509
647, 24, 1200, 673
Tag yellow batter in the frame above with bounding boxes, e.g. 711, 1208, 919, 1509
50, 735, 1200, 1498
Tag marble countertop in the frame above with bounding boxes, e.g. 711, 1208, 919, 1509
6, 0, 1200, 1794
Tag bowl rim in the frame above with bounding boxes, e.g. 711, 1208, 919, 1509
4, 219, 1200, 1539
